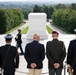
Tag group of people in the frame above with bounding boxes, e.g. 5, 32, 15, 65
0, 29, 76, 75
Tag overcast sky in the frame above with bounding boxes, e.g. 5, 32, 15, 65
0, 0, 76, 3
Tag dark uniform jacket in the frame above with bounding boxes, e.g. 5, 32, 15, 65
15, 33, 22, 44
0, 47, 1, 67
24, 40, 45, 69
46, 39, 66, 69
67, 40, 76, 69
0, 44, 19, 73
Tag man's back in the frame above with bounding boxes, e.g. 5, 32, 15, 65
24, 40, 45, 69
24, 34, 45, 75
0, 44, 19, 72
47, 39, 64, 61
46, 31, 66, 75
26, 41, 44, 60
67, 39, 76, 68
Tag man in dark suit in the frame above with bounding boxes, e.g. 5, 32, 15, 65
0, 47, 2, 75
24, 34, 45, 75
67, 29, 76, 75
0, 34, 19, 75
46, 31, 66, 75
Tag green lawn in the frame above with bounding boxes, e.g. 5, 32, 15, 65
46, 25, 53, 34
21, 25, 52, 34
21, 26, 29, 34
5, 23, 25, 34
5, 23, 52, 34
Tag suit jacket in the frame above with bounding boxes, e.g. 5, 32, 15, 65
46, 39, 66, 69
0, 44, 19, 73
67, 40, 76, 69
0, 47, 1, 67
24, 40, 45, 69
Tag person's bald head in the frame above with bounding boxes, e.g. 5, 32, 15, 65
33, 34, 40, 41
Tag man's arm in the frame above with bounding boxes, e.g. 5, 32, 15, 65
15, 49, 19, 68
36, 45, 45, 65
24, 44, 31, 65
46, 42, 55, 65
67, 41, 72, 65
59, 42, 66, 64
0, 47, 2, 67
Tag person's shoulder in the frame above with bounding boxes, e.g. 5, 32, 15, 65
0, 45, 6, 51
26, 42, 32, 46
0, 45, 5, 48
71, 39, 76, 42
10, 46, 17, 52
39, 43, 44, 46
0, 45, 5, 47
59, 40, 64, 43
11, 46, 16, 49
46, 41, 52, 46
70, 39, 76, 43
47, 41, 52, 44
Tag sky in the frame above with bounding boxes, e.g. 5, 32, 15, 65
0, 0, 76, 3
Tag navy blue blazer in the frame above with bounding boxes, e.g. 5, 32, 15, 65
24, 40, 45, 69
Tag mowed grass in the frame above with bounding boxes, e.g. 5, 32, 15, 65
52, 23, 70, 34
21, 25, 52, 34
21, 26, 29, 34
5, 23, 25, 34
46, 25, 53, 34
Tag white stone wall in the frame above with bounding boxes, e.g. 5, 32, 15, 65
26, 13, 48, 40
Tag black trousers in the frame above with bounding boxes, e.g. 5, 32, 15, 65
3, 72, 15, 75
16, 43, 23, 54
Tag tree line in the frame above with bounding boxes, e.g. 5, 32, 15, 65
0, 3, 76, 34
32, 3, 76, 33
23, 3, 76, 19
52, 9, 76, 33
52, 4, 76, 33
0, 8, 24, 34
22, 5, 55, 19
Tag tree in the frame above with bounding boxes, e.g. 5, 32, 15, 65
42, 5, 54, 19
55, 4, 67, 9
70, 3, 76, 10
52, 9, 76, 33
0, 9, 7, 33
49, 6, 54, 18
33, 5, 42, 12
0, 8, 24, 34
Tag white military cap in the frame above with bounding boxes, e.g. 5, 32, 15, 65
5, 34, 13, 39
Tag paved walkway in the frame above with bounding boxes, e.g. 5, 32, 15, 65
46, 22, 67, 34
10, 22, 28, 34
